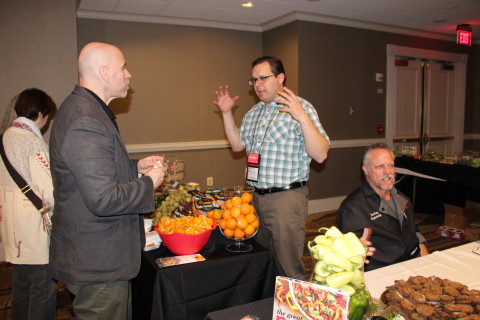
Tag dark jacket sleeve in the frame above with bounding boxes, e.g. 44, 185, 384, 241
60, 115, 154, 216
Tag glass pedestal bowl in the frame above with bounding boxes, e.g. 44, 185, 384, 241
218, 186, 259, 252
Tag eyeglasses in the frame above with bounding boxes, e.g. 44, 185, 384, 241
248, 74, 276, 86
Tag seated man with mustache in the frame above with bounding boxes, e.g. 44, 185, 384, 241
337, 143, 428, 271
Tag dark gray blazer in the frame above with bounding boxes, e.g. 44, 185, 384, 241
49, 86, 155, 285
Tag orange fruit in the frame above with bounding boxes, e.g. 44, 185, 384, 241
222, 209, 232, 220
231, 196, 243, 207
223, 228, 234, 238
219, 218, 227, 230
245, 213, 257, 224
225, 199, 233, 209
241, 192, 253, 204
226, 218, 237, 230
206, 210, 214, 218
231, 207, 241, 219
244, 225, 256, 237
251, 219, 259, 229
213, 209, 222, 220
240, 203, 251, 215
236, 218, 248, 230
161, 217, 171, 226
233, 228, 245, 239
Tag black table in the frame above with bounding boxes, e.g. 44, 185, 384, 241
132, 229, 281, 320
395, 156, 480, 215
204, 297, 274, 320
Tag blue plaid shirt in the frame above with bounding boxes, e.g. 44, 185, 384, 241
240, 97, 329, 189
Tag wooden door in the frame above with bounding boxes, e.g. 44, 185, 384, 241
423, 62, 455, 155
386, 45, 467, 156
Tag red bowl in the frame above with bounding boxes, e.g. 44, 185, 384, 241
158, 229, 212, 255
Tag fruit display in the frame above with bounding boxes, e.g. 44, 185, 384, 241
154, 215, 214, 235
218, 192, 259, 240
421, 150, 444, 162
472, 158, 480, 168
307, 226, 370, 320
154, 215, 214, 255
152, 188, 192, 225
382, 275, 480, 319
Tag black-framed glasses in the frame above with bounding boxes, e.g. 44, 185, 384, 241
248, 74, 276, 86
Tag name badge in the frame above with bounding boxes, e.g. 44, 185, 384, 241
246, 153, 260, 182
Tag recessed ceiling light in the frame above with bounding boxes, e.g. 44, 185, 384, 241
242, 1, 253, 7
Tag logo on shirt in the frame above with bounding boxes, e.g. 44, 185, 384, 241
370, 211, 382, 220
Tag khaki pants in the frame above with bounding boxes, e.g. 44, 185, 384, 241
253, 185, 309, 280
66, 280, 131, 320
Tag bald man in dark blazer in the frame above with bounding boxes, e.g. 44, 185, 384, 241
49, 42, 165, 319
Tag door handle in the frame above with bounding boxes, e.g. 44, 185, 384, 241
422, 134, 429, 145
393, 137, 421, 143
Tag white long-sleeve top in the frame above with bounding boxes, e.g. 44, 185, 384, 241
0, 117, 53, 264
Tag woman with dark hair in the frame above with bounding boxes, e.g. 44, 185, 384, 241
0, 88, 57, 319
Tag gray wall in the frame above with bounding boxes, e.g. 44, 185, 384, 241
0, 0, 78, 140
77, 18, 263, 188
1, 3, 479, 201
77, 19, 262, 145
1, 0, 478, 264
262, 21, 479, 199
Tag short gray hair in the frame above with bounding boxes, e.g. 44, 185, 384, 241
363, 143, 394, 166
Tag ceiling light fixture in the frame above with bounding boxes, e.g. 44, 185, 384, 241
242, 1, 253, 7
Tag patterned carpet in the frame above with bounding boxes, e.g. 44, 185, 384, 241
0, 212, 468, 319
0, 265, 75, 320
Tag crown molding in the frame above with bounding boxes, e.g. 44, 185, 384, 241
262, 12, 459, 43
76, 9, 477, 44
76, 10, 262, 32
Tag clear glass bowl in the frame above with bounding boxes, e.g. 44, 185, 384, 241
218, 186, 259, 252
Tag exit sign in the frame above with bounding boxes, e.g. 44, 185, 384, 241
457, 25, 472, 46
457, 30, 472, 46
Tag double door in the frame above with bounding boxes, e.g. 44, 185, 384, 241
386, 45, 467, 156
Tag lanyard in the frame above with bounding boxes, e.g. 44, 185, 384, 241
251, 104, 280, 154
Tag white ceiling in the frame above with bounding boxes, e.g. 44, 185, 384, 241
77, 0, 480, 42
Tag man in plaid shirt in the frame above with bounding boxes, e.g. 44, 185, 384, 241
214, 56, 330, 279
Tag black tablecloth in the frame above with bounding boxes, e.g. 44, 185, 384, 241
395, 156, 480, 215
204, 297, 274, 320
132, 229, 281, 320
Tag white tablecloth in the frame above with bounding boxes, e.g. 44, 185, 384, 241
364, 241, 480, 299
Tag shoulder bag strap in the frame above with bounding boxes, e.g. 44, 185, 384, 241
0, 134, 44, 210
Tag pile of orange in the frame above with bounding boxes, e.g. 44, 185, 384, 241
205, 208, 223, 222
155, 215, 213, 235
219, 192, 259, 239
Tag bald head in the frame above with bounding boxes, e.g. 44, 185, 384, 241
77, 42, 132, 104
